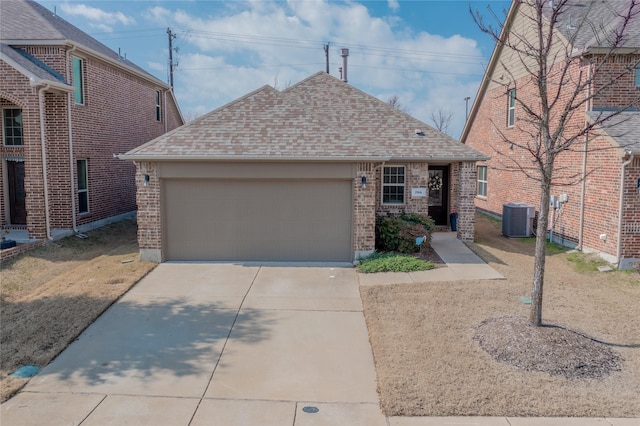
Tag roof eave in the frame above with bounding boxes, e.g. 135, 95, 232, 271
389, 155, 491, 162
117, 155, 394, 162
118, 154, 490, 163
6, 39, 170, 89
2, 52, 73, 92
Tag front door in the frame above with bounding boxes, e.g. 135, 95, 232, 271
7, 160, 27, 225
428, 166, 449, 226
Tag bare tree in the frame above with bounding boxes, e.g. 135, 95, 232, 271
387, 95, 408, 113
472, 0, 640, 326
182, 110, 202, 123
429, 107, 454, 135
273, 75, 292, 91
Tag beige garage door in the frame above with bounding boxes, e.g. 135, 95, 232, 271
163, 179, 353, 262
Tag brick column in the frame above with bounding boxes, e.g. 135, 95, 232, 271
457, 161, 477, 242
135, 162, 162, 262
354, 162, 377, 259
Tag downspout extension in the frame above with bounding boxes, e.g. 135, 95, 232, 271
617, 152, 634, 267
37, 85, 53, 240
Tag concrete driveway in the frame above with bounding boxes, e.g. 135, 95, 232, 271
2, 264, 385, 425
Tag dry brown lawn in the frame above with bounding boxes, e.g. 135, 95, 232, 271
361, 213, 640, 417
0, 219, 156, 402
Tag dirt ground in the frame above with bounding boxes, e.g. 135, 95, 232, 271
361, 213, 640, 417
0, 219, 156, 402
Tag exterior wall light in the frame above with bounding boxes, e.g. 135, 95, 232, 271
143, 174, 150, 186
361, 175, 367, 188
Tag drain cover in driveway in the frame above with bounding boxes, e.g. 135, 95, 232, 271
302, 406, 319, 413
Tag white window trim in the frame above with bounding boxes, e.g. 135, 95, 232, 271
507, 88, 516, 127
477, 165, 488, 198
72, 56, 85, 105
2, 107, 23, 146
381, 165, 406, 205
77, 159, 89, 214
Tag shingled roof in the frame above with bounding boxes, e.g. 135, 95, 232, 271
121, 72, 487, 162
549, 0, 640, 51
0, 0, 163, 85
587, 111, 640, 155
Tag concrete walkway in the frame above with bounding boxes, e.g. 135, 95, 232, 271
2, 237, 637, 425
359, 232, 505, 286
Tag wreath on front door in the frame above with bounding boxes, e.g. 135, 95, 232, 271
428, 174, 443, 191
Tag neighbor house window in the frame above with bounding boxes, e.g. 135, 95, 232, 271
155, 90, 162, 121
477, 165, 488, 197
73, 57, 85, 104
635, 63, 640, 87
77, 159, 89, 214
382, 166, 405, 204
507, 88, 516, 127
3, 108, 23, 146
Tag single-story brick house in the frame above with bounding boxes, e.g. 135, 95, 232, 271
122, 72, 488, 263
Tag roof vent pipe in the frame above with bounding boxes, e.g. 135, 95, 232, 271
340, 48, 349, 82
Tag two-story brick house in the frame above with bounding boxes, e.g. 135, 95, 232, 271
462, 0, 640, 269
0, 0, 183, 247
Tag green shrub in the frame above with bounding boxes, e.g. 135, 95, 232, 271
375, 213, 435, 253
358, 253, 435, 273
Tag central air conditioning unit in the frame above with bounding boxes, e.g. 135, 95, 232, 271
502, 203, 535, 238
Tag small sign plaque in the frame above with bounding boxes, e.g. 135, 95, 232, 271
411, 187, 427, 197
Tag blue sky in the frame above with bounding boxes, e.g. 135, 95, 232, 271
39, 0, 511, 137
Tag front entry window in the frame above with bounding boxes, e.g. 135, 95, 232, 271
428, 169, 444, 206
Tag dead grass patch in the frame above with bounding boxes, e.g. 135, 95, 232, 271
0, 219, 156, 402
361, 213, 640, 417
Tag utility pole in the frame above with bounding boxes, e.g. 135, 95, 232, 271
324, 44, 329, 73
167, 27, 177, 87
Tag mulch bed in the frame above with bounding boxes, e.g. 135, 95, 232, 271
473, 316, 622, 379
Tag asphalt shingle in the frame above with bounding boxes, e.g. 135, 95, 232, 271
587, 111, 640, 154
123, 72, 487, 162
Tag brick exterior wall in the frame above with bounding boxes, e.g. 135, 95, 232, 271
457, 161, 477, 242
591, 54, 640, 110
465, 52, 639, 266
134, 162, 162, 261
621, 157, 640, 266
134, 160, 474, 262
354, 162, 377, 255
1, 45, 182, 242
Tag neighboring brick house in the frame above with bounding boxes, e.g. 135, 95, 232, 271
121, 71, 487, 263
0, 0, 183, 246
461, 0, 640, 269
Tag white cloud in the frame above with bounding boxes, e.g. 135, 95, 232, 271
388, 0, 400, 12
60, 3, 134, 32
148, 0, 485, 137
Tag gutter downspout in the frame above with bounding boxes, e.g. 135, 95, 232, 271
577, 61, 591, 250
66, 45, 79, 233
37, 85, 53, 240
617, 151, 634, 267
164, 90, 168, 133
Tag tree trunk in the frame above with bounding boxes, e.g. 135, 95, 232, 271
530, 174, 552, 326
